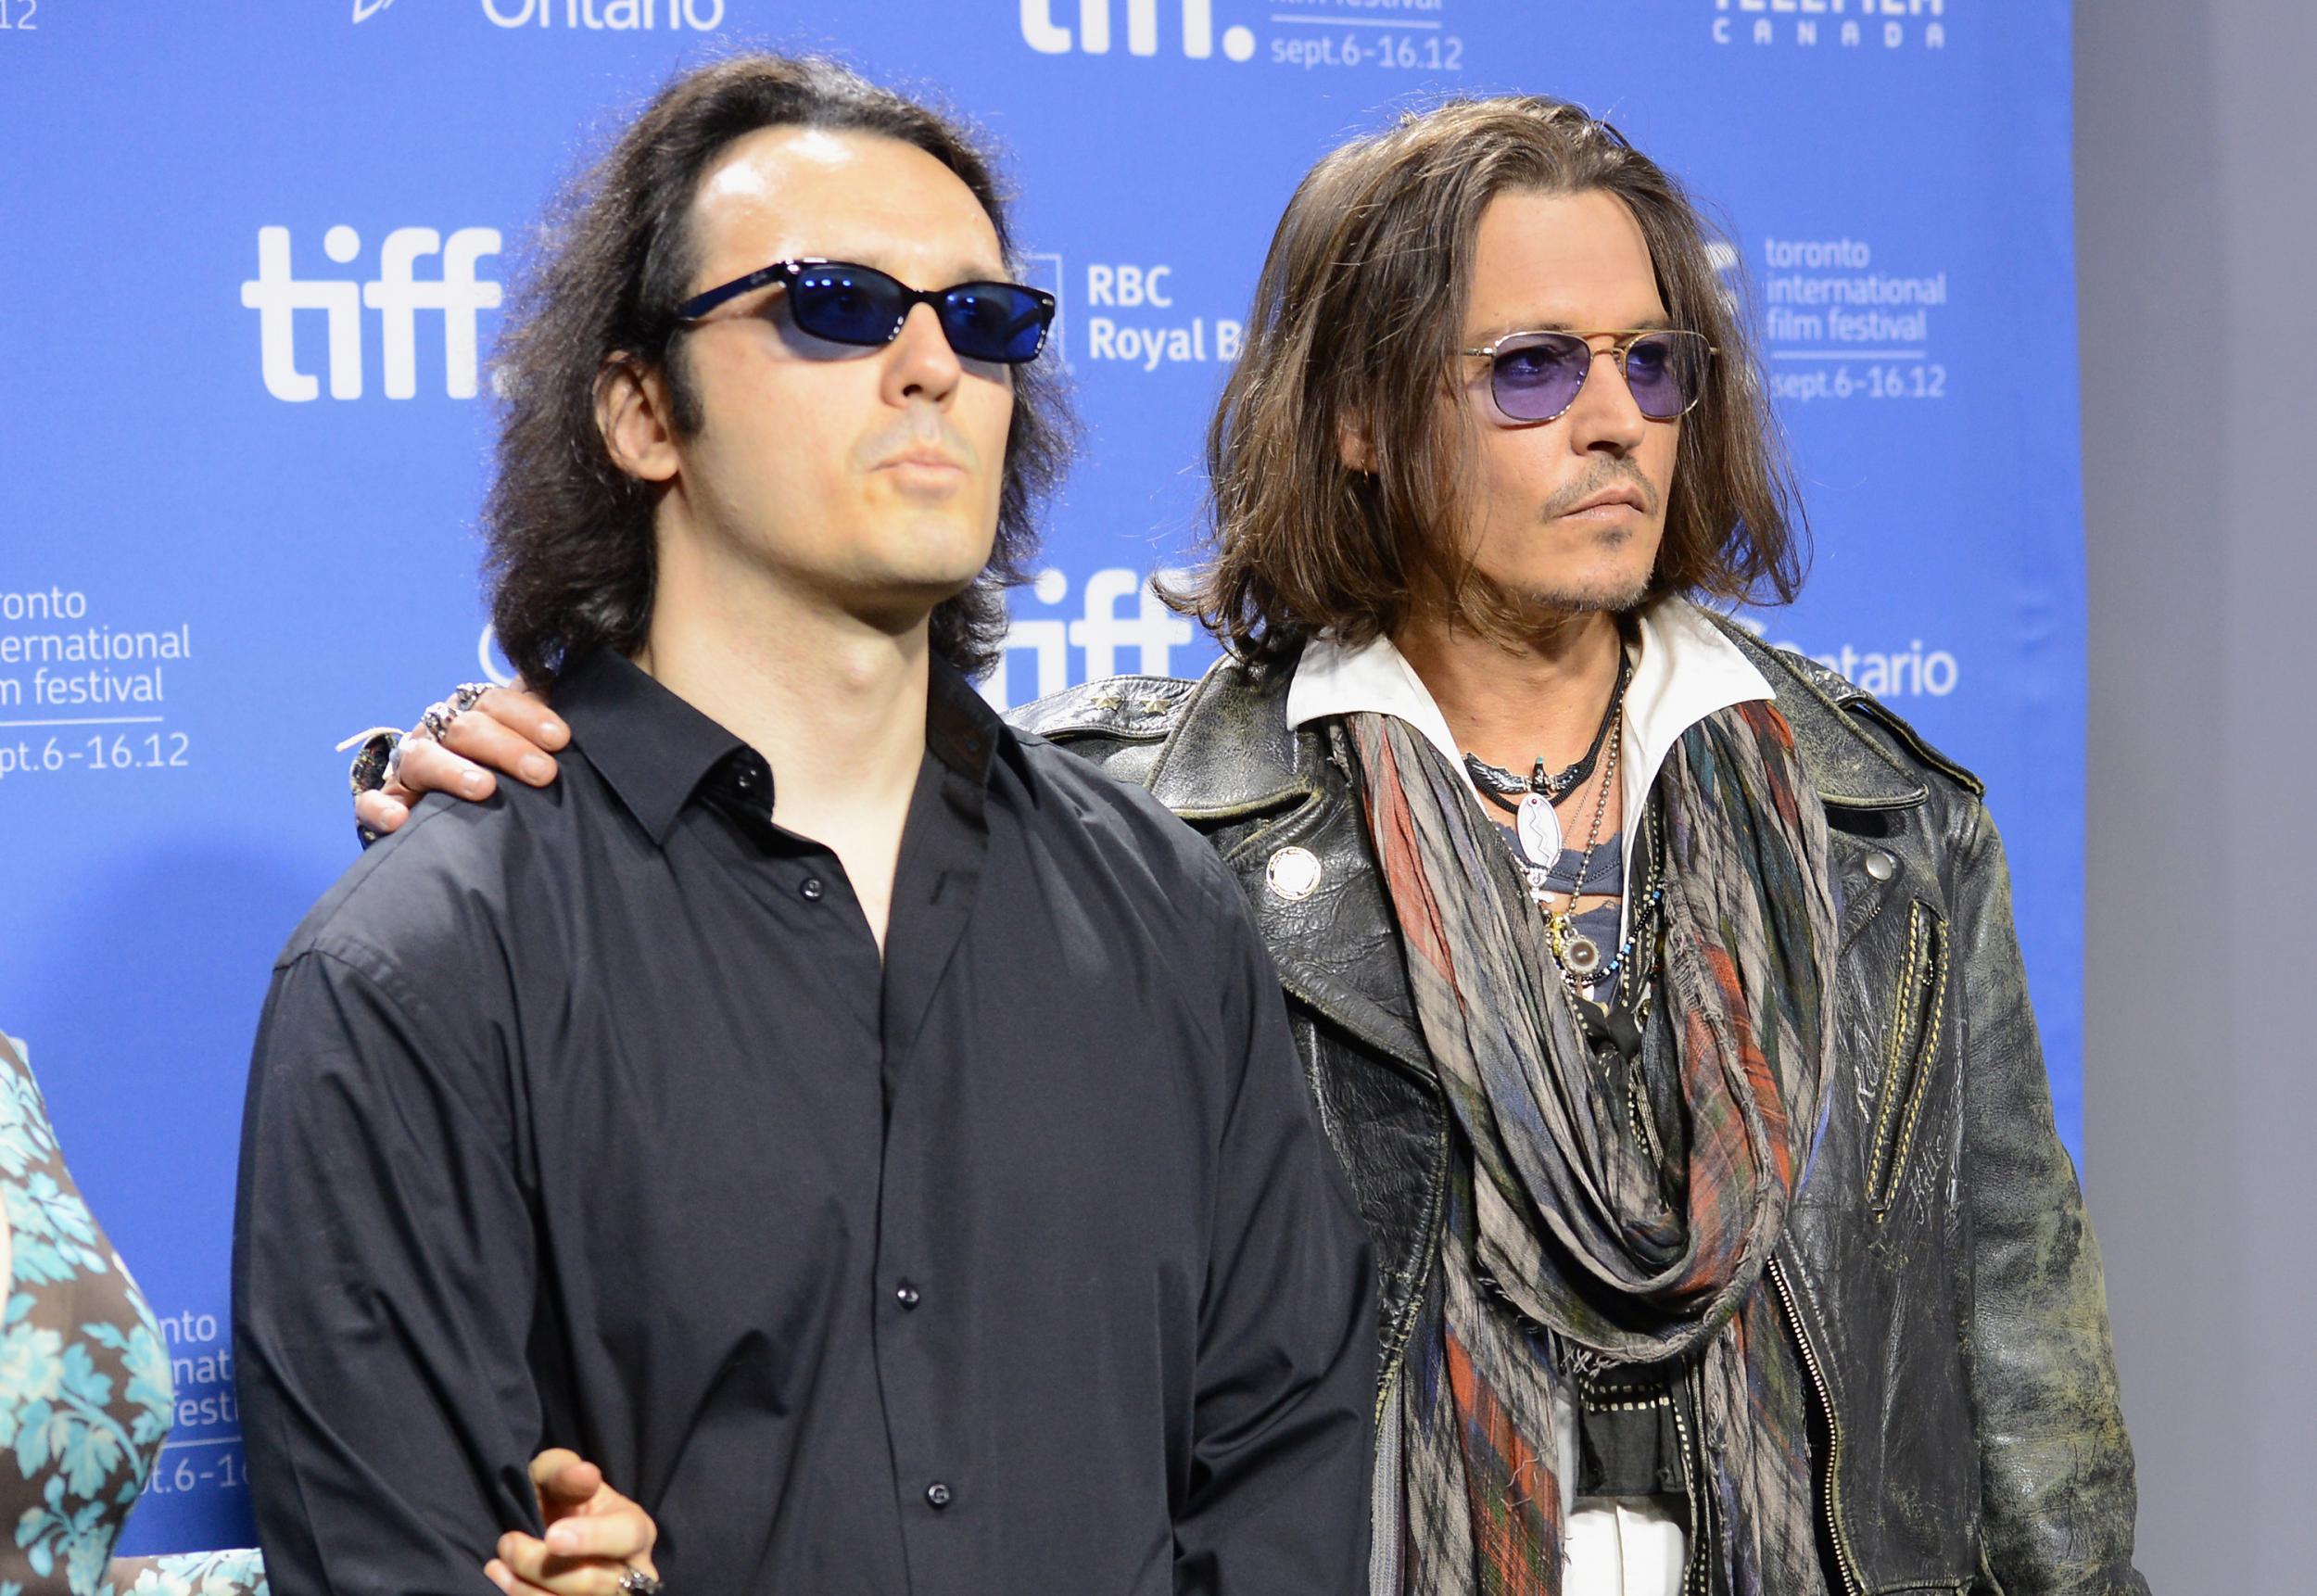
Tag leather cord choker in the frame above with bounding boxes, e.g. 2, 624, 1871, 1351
1463, 647, 1635, 817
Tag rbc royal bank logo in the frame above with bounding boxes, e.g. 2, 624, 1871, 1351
241, 226, 503, 402
1714, 0, 1947, 50
1019, 0, 1257, 61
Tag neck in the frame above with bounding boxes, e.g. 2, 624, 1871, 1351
1392, 606, 1629, 774
638, 523, 931, 833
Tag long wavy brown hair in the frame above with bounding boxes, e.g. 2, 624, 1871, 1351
483, 54, 1070, 686
1179, 95, 1804, 665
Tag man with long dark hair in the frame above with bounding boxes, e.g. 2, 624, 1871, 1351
239, 55, 1374, 1596
377, 94, 2146, 1594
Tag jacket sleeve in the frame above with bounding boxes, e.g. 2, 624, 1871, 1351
234, 945, 544, 1596
1950, 804, 2150, 1594
1173, 870, 1377, 1595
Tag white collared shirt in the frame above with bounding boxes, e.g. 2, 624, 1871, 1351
1286, 596, 1774, 1596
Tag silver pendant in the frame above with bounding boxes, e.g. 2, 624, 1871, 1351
1562, 933, 1604, 979
1515, 791, 1562, 867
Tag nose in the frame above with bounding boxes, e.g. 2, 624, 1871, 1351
882, 301, 962, 408
1564, 341, 1648, 457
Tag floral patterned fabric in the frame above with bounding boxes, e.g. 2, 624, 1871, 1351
0, 1036, 263, 1596
101, 1551, 265, 1596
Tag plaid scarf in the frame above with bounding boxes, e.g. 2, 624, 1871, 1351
1348, 698, 1838, 1595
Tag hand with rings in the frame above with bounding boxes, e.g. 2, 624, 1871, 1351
349, 678, 570, 839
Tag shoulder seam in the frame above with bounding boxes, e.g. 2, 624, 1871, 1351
1842, 694, 1986, 799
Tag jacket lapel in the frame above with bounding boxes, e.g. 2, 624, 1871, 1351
1155, 659, 1437, 1080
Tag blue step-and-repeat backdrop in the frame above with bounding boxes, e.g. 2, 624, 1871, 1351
1, 0, 2078, 1556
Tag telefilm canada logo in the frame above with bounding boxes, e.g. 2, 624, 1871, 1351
241, 226, 502, 402
1714, 0, 1949, 50
352, 0, 731, 31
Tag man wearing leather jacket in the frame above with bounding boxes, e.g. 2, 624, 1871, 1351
365, 94, 2146, 1596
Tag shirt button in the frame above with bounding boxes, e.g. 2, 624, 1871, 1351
1864, 851, 1897, 881
800, 877, 825, 902
895, 1282, 921, 1309
925, 1481, 953, 1510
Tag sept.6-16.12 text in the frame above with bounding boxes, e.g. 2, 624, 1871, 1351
0, 731, 191, 781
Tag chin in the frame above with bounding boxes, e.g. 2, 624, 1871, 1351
1551, 576, 1652, 615
857, 555, 990, 615
1481, 562, 1654, 619
849, 527, 994, 592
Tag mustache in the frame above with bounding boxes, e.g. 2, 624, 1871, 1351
1538, 461, 1659, 520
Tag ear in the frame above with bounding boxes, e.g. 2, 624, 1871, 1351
1336, 412, 1377, 476
595, 355, 681, 485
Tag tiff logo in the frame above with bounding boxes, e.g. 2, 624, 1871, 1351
241, 226, 502, 402
981, 567, 1195, 711
1019, 1, 1256, 61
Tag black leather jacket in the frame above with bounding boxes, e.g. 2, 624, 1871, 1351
1013, 624, 2147, 1596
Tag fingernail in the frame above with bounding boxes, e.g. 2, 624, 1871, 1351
544, 719, 568, 743
546, 1525, 579, 1552
522, 755, 554, 784
462, 772, 487, 796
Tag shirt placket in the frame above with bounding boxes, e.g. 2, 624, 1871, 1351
867, 764, 989, 1596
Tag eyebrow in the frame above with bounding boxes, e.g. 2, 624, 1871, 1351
1469, 311, 1678, 344
829, 253, 1011, 285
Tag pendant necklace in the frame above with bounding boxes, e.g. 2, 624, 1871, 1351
1464, 648, 1633, 870
1544, 715, 1623, 982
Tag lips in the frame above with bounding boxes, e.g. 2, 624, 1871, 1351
880, 451, 966, 474
1564, 486, 1648, 515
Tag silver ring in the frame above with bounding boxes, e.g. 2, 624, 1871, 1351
616, 1572, 664, 1596
418, 682, 493, 747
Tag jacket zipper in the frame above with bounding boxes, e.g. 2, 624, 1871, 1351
1767, 1256, 1868, 1596
1367, 1365, 1405, 1595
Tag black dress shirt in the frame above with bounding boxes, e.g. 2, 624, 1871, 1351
234, 651, 1374, 1596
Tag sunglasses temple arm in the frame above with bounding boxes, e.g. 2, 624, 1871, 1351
677, 265, 791, 323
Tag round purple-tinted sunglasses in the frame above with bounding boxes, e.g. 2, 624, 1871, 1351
1461, 328, 1716, 424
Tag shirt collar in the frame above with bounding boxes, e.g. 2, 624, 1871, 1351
553, 649, 1016, 848
1284, 595, 1776, 832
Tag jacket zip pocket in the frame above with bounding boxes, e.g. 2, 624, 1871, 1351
1767, 1256, 1868, 1596
1867, 900, 1948, 1220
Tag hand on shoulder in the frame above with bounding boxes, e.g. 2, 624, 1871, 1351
355, 683, 570, 837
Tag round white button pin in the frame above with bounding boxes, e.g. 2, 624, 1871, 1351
1266, 845, 1323, 901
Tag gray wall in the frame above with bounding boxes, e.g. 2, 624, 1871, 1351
2077, 4, 2317, 1589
